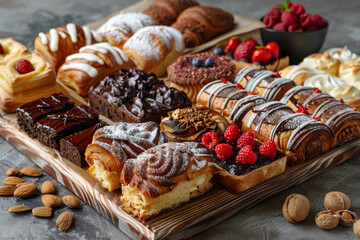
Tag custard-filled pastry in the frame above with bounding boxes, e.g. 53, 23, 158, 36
279, 65, 324, 85
120, 142, 214, 221
234, 67, 296, 101
123, 26, 184, 76
196, 80, 266, 124
300, 53, 341, 76
0, 38, 28, 65
35, 23, 103, 70
160, 107, 230, 142
57, 42, 135, 96
143, 0, 199, 25
280, 86, 360, 147
325, 46, 360, 64
241, 101, 333, 163
97, 13, 154, 49
85, 122, 167, 192
171, 6, 234, 47
339, 61, 360, 89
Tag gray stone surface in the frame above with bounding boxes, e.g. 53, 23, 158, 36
0, 0, 359, 239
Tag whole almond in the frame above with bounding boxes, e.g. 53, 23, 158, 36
9, 205, 32, 213
20, 166, 42, 177
0, 185, 16, 196
56, 211, 73, 231
13, 182, 37, 198
42, 194, 62, 207
3, 176, 24, 185
6, 168, 20, 176
41, 181, 56, 194
16, 182, 33, 188
32, 206, 52, 218
62, 195, 80, 208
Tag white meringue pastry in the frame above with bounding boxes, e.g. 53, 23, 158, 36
325, 46, 360, 64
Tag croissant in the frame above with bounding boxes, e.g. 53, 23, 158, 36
85, 122, 167, 192
171, 6, 234, 47
97, 13, 154, 49
34, 23, 103, 71
120, 142, 214, 220
57, 42, 135, 96
241, 101, 334, 164
143, 0, 199, 25
0, 38, 29, 65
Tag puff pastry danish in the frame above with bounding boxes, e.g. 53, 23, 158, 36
0, 38, 28, 65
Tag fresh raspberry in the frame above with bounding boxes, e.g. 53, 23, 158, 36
306, 25, 318, 32
236, 83, 243, 89
291, 3, 305, 15
281, 11, 298, 27
295, 28, 304, 33
297, 105, 308, 114
311, 14, 324, 29
0, 44, 4, 54
288, 23, 301, 32
314, 88, 322, 93
236, 145, 257, 164
247, 91, 255, 95
273, 23, 286, 31
263, 15, 276, 29
201, 132, 219, 150
268, 6, 282, 22
215, 143, 233, 160
353, 107, 358, 111
299, 13, 312, 28
15, 59, 34, 74
259, 140, 277, 159
340, 98, 344, 104
234, 42, 255, 60
224, 125, 241, 142
276, 72, 281, 78
287, 1, 293, 8
237, 131, 257, 150
221, 78, 227, 83
313, 117, 320, 121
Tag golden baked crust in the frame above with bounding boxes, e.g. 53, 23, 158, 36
232, 56, 290, 74
0, 38, 28, 65
279, 65, 321, 85
339, 61, 360, 89
57, 42, 135, 96
300, 53, 341, 76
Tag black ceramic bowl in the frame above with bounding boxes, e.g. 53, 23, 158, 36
260, 19, 328, 64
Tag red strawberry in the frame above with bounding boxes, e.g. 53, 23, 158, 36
251, 48, 272, 63
201, 132, 219, 150
234, 42, 255, 60
245, 39, 258, 49
215, 143, 233, 160
265, 42, 280, 59
297, 105, 308, 114
299, 13, 312, 28
288, 23, 301, 32
15, 59, 34, 74
259, 140, 277, 159
224, 125, 241, 142
311, 14, 324, 29
0, 44, 4, 54
237, 131, 257, 150
236, 145, 257, 164
281, 11, 298, 27
224, 37, 241, 53
291, 3, 305, 15
268, 6, 282, 22
273, 23, 287, 31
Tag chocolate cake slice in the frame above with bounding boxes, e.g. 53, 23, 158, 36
36, 104, 99, 150
16, 93, 74, 138
60, 121, 107, 167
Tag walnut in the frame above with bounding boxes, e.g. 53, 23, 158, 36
353, 219, 360, 238
315, 210, 340, 229
324, 191, 351, 211
282, 193, 311, 223
337, 210, 357, 227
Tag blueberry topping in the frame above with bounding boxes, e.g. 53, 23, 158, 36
204, 58, 214, 68
191, 58, 202, 67
212, 48, 224, 56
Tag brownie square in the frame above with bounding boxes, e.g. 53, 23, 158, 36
36, 104, 99, 150
17, 93, 74, 138
60, 121, 107, 167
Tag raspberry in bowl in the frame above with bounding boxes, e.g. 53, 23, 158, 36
260, 0, 328, 64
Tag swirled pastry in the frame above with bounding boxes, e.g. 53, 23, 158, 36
35, 23, 103, 70
300, 53, 340, 76
339, 61, 360, 90
160, 107, 230, 142
143, 0, 199, 25
85, 122, 167, 192
325, 46, 360, 64
57, 42, 135, 96
123, 26, 184, 76
171, 6, 234, 47
120, 142, 214, 220
279, 65, 324, 85
97, 13, 154, 48
0, 38, 28, 65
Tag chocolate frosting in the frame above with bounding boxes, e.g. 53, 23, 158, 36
122, 142, 213, 198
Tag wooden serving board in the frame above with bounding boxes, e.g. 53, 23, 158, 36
1, 111, 360, 240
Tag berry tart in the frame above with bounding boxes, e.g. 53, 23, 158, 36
213, 37, 289, 73
167, 52, 235, 102
201, 125, 287, 193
